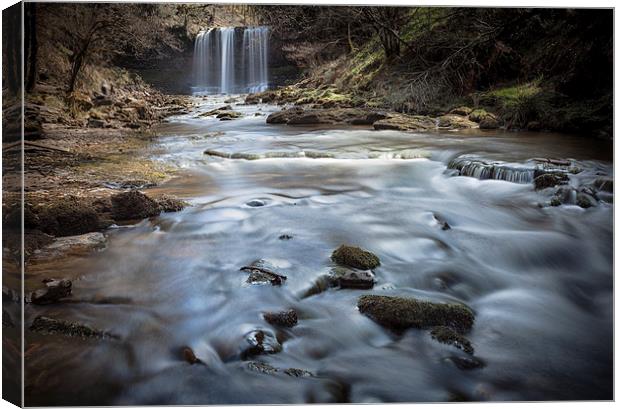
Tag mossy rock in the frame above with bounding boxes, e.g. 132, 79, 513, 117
331, 245, 380, 270
263, 309, 298, 328
111, 190, 160, 220
468, 109, 495, 123
37, 197, 106, 237
30, 316, 117, 339
357, 295, 474, 333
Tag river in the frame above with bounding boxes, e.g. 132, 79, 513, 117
24, 96, 613, 405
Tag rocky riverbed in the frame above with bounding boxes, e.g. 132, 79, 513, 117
11, 94, 613, 405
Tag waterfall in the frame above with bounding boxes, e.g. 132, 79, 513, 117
192, 26, 269, 94
242, 26, 269, 93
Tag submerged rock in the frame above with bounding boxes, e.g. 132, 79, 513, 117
246, 199, 266, 207
111, 190, 160, 220
445, 355, 485, 370
430, 326, 474, 355
30, 316, 117, 339
284, 368, 313, 377
331, 245, 380, 270
263, 309, 298, 328
241, 260, 288, 286
31, 232, 105, 261
246, 361, 279, 375
181, 346, 203, 365
357, 295, 474, 334
278, 234, 293, 240
27, 279, 72, 305
331, 267, 375, 289
245, 361, 313, 377
240, 330, 282, 359
533, 173, 569, 190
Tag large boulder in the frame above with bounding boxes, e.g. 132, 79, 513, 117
357, 295, 474, 333
331, 245, 380, 270
110, 190, 160, 220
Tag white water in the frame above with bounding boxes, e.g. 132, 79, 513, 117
193, 27, 269, 95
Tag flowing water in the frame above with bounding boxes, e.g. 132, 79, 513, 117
24, 97, 613, 405
193, 27, 269, 94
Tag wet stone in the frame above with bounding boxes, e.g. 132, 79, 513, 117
241, 260, 287, 286
430, 326, 474, 355
241, 330, 282, 359
27, 279, 72, 305
284, 368, 313, 377
246, 361, 279, 375
182, 346, 202, 365
263, 309, 298, 328
331, 267, 375, 289
246, 199, 266, 207
446, 355, 485, 371
357, 295, 475, 334
29, 315, 118, 340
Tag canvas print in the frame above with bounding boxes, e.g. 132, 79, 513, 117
2, 2, 614, 406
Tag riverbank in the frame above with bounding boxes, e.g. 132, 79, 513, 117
3, 81, 195, 264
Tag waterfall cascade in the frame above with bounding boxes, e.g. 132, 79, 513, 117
192, 26, 269, 94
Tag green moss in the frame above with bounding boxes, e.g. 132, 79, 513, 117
331, 245, 380, 270
357, 295, 474, 334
